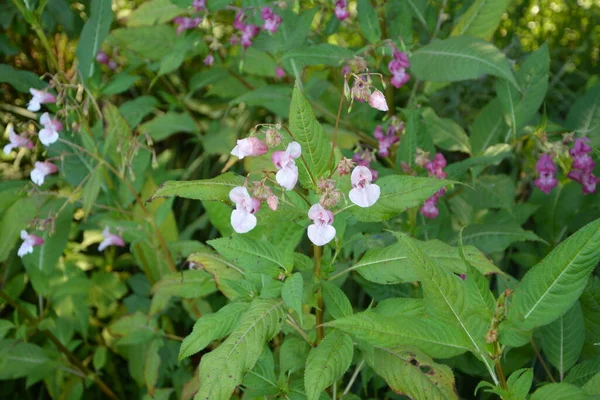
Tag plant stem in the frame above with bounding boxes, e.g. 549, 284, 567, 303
0, 291, 120, 400
314, 245, 324, 343
530, 338, 557, 383
495, 358, 508, 390
342, 359, 365, 396
286, 316, 314, 347
327, 92, 345, 171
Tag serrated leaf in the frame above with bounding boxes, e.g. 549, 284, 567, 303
566, 85, 600, 147
451, 0, 510, 39
357, 0, 381, 43
110, 26, 178, 60
150, 172, 245, 202
209, 236, 291, 277
102, 103, 132, 168
565, 359, 600, 387
470, 98, 508, 155
506, 368, 533, 400
0, 340, 51, 379
411, 36, 518, 88
364, 345, 458, 400
530, 383, 589, 400
188, 251, 245, 299
304, 330, 353, 400
341, 175, 450, 222
321, 281, 353, 320
422, 107, 471, 154
507, 218, 600, 331
454, 223, 542, 254
280, 336, 311, 375
397, 108, 420, 168
287, 82, 332, 188
195, 299, 286, 400
151, 270, 217, 299
77, 0, 113, 81
375, 298, 426, 318
178, 302, 249, 361
541, 302, 585, 380
579, 276, 600, 360
283, 273, 304, 324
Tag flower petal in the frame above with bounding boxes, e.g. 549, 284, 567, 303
276, 165, 298, 190
286, 141, 302, 159
349, 184, 380, 208
231, 210, 257, 233
307, 224, 336, 246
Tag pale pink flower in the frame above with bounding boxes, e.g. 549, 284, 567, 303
272, 141, 301, 190
38, 112, 62, 146
349, 166, 381, 208
229, 186, 261, 233
420, 196, 439, 219
307, 203, 336, 246
368, 90, 388, 112
204, 54, 214, 66
30, 161, 58, 186
231, 137, 268, 159
18, 230, 44, 257
27, 88, 56, 112
98, 226, 125, 251
267, 195, 279, 211
3, 126, 33, 155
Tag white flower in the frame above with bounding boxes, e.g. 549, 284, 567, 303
3, 126, 33, 154
18, 230, 44, 257
98, 227, 125, 251
272, 141, 301, 190
307, 203, 336, 246
38, 112, 62, 146
349, 166, 381, 208
27, 88, 56, 112
30, 161, 58, 186
368, 90, 388, 112
230, 137, 268, 159
229, 186, 261, 233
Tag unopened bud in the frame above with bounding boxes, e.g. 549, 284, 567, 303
485, 329, 498, 343
337, 157, 355, 176
267, 195, 278, 211
265, 128, 282, 147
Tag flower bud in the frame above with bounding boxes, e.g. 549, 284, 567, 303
267, 195, 279, 211
265, 128, 282, 147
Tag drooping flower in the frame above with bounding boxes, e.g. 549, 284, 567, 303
3, 126, 33, 154
30, 161, 58, 186
229, 186, 261, 233
568, 169, 600, 195
240, 24, 261, 49
534, 153, 558, 194
174, 17, 201, 35
425, 153, 447, 179
27, 88, 56, 112
192, 0, 206, 12
272, 141, 302, 190
334, 0, 350, 21
38, 112, 62, 146
98, 227, 125, 251
18, 230, 44, 257
368, 90, 388, 112
420, 153, 447, 219
307, 203, 336, 246
275, 66, 286, 78
261, 7, 283, 34
567, 138, 599, 194
349, 166, 381, 208
231, 137, 268, 159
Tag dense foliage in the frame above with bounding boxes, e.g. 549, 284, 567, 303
2, 0, 600, 399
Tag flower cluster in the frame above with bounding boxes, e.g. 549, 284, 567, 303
373, 117, 403, 157
261, 7, 282, 34
192, 0, 206, 12
96, 50, 118, 70
174, 17, 201, 35
420, 153, 447, 219
388, 47, 410, 89
534, 153, 558, 194
567, 138, 599, 194
334, 0, 350, 21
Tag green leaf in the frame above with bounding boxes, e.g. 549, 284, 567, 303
579, 276, 600, 360
102, 103, 132, 167
352, 239, 500, 284
110, 26, 178, 60
209, 235, 291, 277
342, 175, 450, 222
397, 108, 420, 168
150, 172, 245, 202
280, 336, 311, 375
187, 251, 245, 299
565, 360, 600, 387
321, 281, 353, 320
410, 36, 518, 88
287, 81, 332, 187
422, 107, 471, 154
189, 68, 229, 93
364, 345, 458, 400
152, 270, 217, 299
140, 111, 196, 141
109, 311, 156, 345
451, 0, 510, 39
0, 197, 38, 262
82, 165, 103, 219
375, 298, 426, 318
463, 174, 515, 211
179, 302, 249, 361
454, 223, 542, 254
282, 44, 353, 70
0, 340, 51, 380
0, 64, 45, 92
566, 85, 600, 147
93, 347, 107, 370
230, 85, 292, 117
530, 383, 589, 400
357, 0, 381, 43
77, 0, 113, 81
127, 0, 184, 26
541, 302, 585, 380
469, 98, 508, 155
195, 299, 286, 400
119, 96, 157, 127
506, 368, 533, 400
327, 311, 470, 359
282, 273, 304, 324
101, 73, 141, 95
304, 330, 353, 400
507, 218, 600, 331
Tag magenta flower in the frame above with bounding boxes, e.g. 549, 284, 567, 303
334, 0, 350, 21
420, 153, 447, 219
192, 0, 206, 12
18, 230, 44, 257
261, 7, 282, 34
174, 17, 201, 35
420, 196, 439, 219
3, 126, 33, 155
28, 88, 56, 112
229, 186, 261, 233
241, 24, 260, 49
307, 203, 336, 246
96, 51, 110, 65
534, 153, 558, 194
98, 227, 125, 251
275, 66, 286, 78
425, 153, 447, 179
231, 137, 268, 159
349, 166, 381, 208
272, 142, 302, 190
388, 48, 410, 89
568, 169, 600, 195
30, 161, 58, 186
567, 138, 598, 194
373, 125, 400, 157
233, 12, 246, 30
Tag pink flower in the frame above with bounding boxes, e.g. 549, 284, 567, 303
272, 142, 302, 190
38, 112, 62, 146
231, 137, 268, 159
261, 7, 282, 33
204, 53, 214, 66
229, 186, 261, 233
425, 153, 447, 179
388, 48, 410, 89
334, 0, 350, 21
96, 51, 110, 65
267, 195, 279, 211
3, 126, 33, 155
30, 161, 58, 186
390, 69, 410, 89
307, 203, 336, 246
368, 90, 388, 112
568, 169, 600, 195
241, 24, 260, 49
275, 66, 286, 78
569, 138, 594, 172
192, 0, 206, 12
349, 166, 381, 208
420, 153, 447, 219
373, 125, 400, 157
28, 88, 56, 112
342, 64, 351, 76
233, 12, 246, 30
98, 227, 125, 251
534, 154, 558, 194
352, 149, 378, 180
18, 230, 44, 257
174, 17, 201, 35
420, 197, 439, 219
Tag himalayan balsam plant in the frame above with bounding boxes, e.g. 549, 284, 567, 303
1, 0, 600, 399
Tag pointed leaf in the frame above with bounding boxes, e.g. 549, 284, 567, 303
454, 223, 542, 254
150, 172, 245, 202
321, 281, 353, 320
566, 85, 600, 147
451, 0, 511, 39
530, 383, 589, 400
357, 0, 381, 43
579, 276, 600, 360
77, 0, 113, 81
565, 360, 600, 387
282, 273, 304, 324
422, 108, 471, 154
